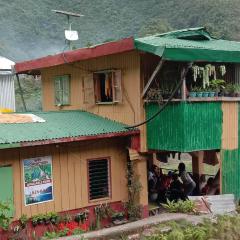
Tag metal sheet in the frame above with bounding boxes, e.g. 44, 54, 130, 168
189, 194, 236, 214
146, 102, 222, 152
0, 74, 15, 111
222, 149, 240, 199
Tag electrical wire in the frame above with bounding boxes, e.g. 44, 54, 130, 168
126, 63, 192, 129
61, 42, 93, 72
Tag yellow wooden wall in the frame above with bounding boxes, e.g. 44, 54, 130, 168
222, 102, 238, 150
41, 51, 147, 152
0, 138, 128, 219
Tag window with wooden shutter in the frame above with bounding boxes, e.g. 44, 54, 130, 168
88, 158, 111, 200
93, 70, 122, 104
54, 75, 70, 105
113, 70, 122, 103
82, 74, 95, 104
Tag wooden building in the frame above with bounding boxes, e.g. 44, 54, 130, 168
3, 27, 240, 221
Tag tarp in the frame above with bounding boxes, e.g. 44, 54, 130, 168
135, 27, 240, 63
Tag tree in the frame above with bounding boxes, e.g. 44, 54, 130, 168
138, 18, 173, 37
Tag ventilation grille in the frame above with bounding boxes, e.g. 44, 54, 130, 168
88, 159, 110, 200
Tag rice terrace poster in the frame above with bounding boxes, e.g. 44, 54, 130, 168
23, 156, 53, 205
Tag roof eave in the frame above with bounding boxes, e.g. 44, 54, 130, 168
15, 37, 135, 74
0, 130, 140, 150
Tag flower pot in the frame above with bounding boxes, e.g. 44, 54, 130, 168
196, 92, 203, 97
202, 92, 209, 97
209, 92, 215, 97
189, 92, 196, 97
218, 91, 224, 97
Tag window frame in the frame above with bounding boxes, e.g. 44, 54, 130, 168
87, 157, 112, 202
93, 69, 122, 104
54, 74, 71, 106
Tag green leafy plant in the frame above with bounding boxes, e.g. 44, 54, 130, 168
209, 79, 225, 91
74, 210, 89, 224
0, 201, 13, 231
111, 211, 125, 222
31, 215, 38, 227
19, 214, 28, 228
161, 199, 195, 213
94, 203, 113, 229
61, 213, 72, 223
124, 160, 143, 221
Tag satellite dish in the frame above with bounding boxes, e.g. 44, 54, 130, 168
65, 30, 79, 41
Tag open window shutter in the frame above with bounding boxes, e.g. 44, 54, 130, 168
113, 70, 122, 103
83, 73, 95, 104
62, 75, 70, 105
54, 76, 62, 105
94, 74, 101, 103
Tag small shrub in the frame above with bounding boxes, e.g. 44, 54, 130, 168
161, 199, 195, 213
19, 214, 28, 228
0, 201, 13, 230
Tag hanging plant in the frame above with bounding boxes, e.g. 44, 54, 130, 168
219, 65, 226, 76
192, 64, 225, 89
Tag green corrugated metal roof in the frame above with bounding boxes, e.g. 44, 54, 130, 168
134, 27, 240, 62
0, 110, 136, 148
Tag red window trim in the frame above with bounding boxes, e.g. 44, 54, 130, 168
87, 157, 112, 203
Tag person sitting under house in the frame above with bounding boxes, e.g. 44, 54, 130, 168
148, 165, 159, 202
201, 176, 220, 195
178, 162, 196, 196
157, 171, 173, 203
199, 174, 206, 194
168, 173, 186, 201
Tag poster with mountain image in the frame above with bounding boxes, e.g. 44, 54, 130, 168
23, 156, 53, 205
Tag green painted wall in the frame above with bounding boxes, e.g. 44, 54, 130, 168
146, 102, 222, 152
0, 166, 13, 202
222, 149, 240, 199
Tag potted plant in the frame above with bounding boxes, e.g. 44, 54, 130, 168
111, 212, 125, 222
233, 84, 240, 97
189, 86, 198, 98
31, 216, 38, 227
195, 87, 203, 97
43, 213, 51, 225
19, 214, 28, 229
49, 212, 59, 225
202, 87, 210, 97
209, 79, 225, 96
224, 83, 234, 97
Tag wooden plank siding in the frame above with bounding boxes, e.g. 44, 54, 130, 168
41, 51, 147, 152
0, 138, 128, 219
222, 102, 238, 150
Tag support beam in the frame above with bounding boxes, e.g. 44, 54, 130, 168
142, 59, 164, 98
180, 66, 188, 101
16, 74, 27, 112
192, 151, 204, 193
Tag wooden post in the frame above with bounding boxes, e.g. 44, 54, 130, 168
181, 70, 187, 101
16, 74, 27, 112
192, 151, 204, 192
134, 158, 148, 217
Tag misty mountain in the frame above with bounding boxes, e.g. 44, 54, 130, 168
1, 0, 240, 62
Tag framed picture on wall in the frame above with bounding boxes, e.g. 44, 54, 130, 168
23, 156, 54, 206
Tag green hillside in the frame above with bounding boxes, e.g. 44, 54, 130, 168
1, 0, 240, 62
